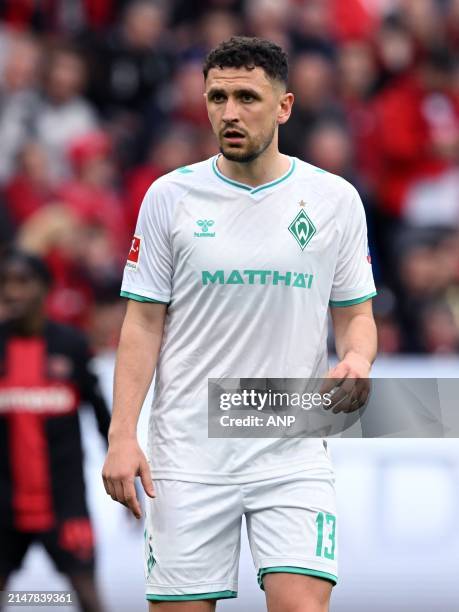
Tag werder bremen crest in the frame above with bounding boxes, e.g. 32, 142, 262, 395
288, 209, 316, 251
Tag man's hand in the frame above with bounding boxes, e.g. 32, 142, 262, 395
320, 351, 371, 414
102, 438, 155, 519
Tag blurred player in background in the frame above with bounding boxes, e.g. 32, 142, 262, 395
0, 250, 109, 612
103, 37, 377, 611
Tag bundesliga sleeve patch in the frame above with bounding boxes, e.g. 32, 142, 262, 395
126, 235, 141, 270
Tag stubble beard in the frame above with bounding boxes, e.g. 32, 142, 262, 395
219, 122, 277, 163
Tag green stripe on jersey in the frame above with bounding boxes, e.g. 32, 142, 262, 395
329, 292, 377, 307
212, 156, 295, 194
146, 591, 237, 601
120, 291, 169, 304
258, 567, 338, 588
252, 159, 296, 193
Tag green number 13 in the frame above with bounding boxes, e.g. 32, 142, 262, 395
315, 512, 336, 560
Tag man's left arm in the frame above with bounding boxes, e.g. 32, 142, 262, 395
324, 183, 378, 412
324, 299, 378, 413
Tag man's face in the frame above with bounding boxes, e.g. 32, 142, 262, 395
0, 261, 47, 322
205, 66, 292, 163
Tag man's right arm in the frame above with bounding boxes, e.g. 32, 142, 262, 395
102, 299, 167, 519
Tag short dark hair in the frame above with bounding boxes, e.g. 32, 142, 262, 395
203, 36, 288, 86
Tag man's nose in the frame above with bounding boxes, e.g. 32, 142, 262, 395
222, 97, 239, 123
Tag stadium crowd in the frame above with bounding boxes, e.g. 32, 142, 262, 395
0, 0, 458, 354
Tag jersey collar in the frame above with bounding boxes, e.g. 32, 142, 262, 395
212, 155, 296, 195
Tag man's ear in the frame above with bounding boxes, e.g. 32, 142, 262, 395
278, 92, 294, 125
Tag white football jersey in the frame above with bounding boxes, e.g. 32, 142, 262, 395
121, 155, 376, 483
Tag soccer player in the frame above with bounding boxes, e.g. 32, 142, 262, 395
0, 250, 109, 612
102, 37, 377, 612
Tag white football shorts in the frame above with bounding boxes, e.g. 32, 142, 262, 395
144, 466, 338, 602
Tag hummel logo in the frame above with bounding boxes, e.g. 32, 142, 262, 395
197, 219, 214, 232
194, 219, 216, 238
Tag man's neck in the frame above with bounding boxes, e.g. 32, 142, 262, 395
217, 147, 291, 188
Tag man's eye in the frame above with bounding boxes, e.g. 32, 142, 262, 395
242, 94, 254, 102
212, 94, 225, 102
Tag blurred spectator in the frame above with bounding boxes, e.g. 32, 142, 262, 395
373, 46, 459, 218
195, 127, 220, 159
331, 0, 377, 42
375, 14, 416, 86
57, 130, 127, 257
170, 1, 242, 58
338, 40, 378, 102
245, 0, 291, 50
7, 131, 128, 333
4, 142, 56, 227
404, 168, 459, 227
398, 0, 445, 50
394, 229, 459, 351
337, 40, 379, 188
124, 125, 198, 231
0, 195, 15, 253
0, 0, 127, 35
171, 0, 244, 28
87, 285, 126, 354
188, 10, 240, 59
446, 0, 459, 49
373, 287, 402, 354
420, 301, 459, 353
0, 33, 42, 184
14, 201, 125, 348
280, 52, 345, 157
289, 0, 336, 58
35, 44, 98, 181
304, 120, 381, 283
304, 121, 354, 178
16, 205, 94, 329
0, 1, 52, 32
168, 61, 210, 128
89, 1, 173, 116
87, 0, 175, 167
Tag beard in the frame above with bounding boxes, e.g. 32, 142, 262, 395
219, 122, 277, 163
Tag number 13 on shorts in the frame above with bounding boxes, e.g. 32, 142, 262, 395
315, 512, 336, 560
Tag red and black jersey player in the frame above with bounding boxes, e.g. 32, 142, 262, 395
0, 250, 110, 612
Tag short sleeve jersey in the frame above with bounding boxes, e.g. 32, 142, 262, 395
121, 156, 376, 484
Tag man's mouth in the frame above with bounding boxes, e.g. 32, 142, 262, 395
222, 129, 246, 143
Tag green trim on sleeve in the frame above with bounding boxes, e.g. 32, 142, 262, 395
329, 291, 377, 308
120, 290, 169, 304
258, 567, 337, 589
146, 590, 237, 602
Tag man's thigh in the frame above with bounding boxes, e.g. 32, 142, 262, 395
263, 572, 332, 612
144, 480, 242, 605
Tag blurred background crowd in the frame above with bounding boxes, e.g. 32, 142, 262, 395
0, 0, 459, 355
